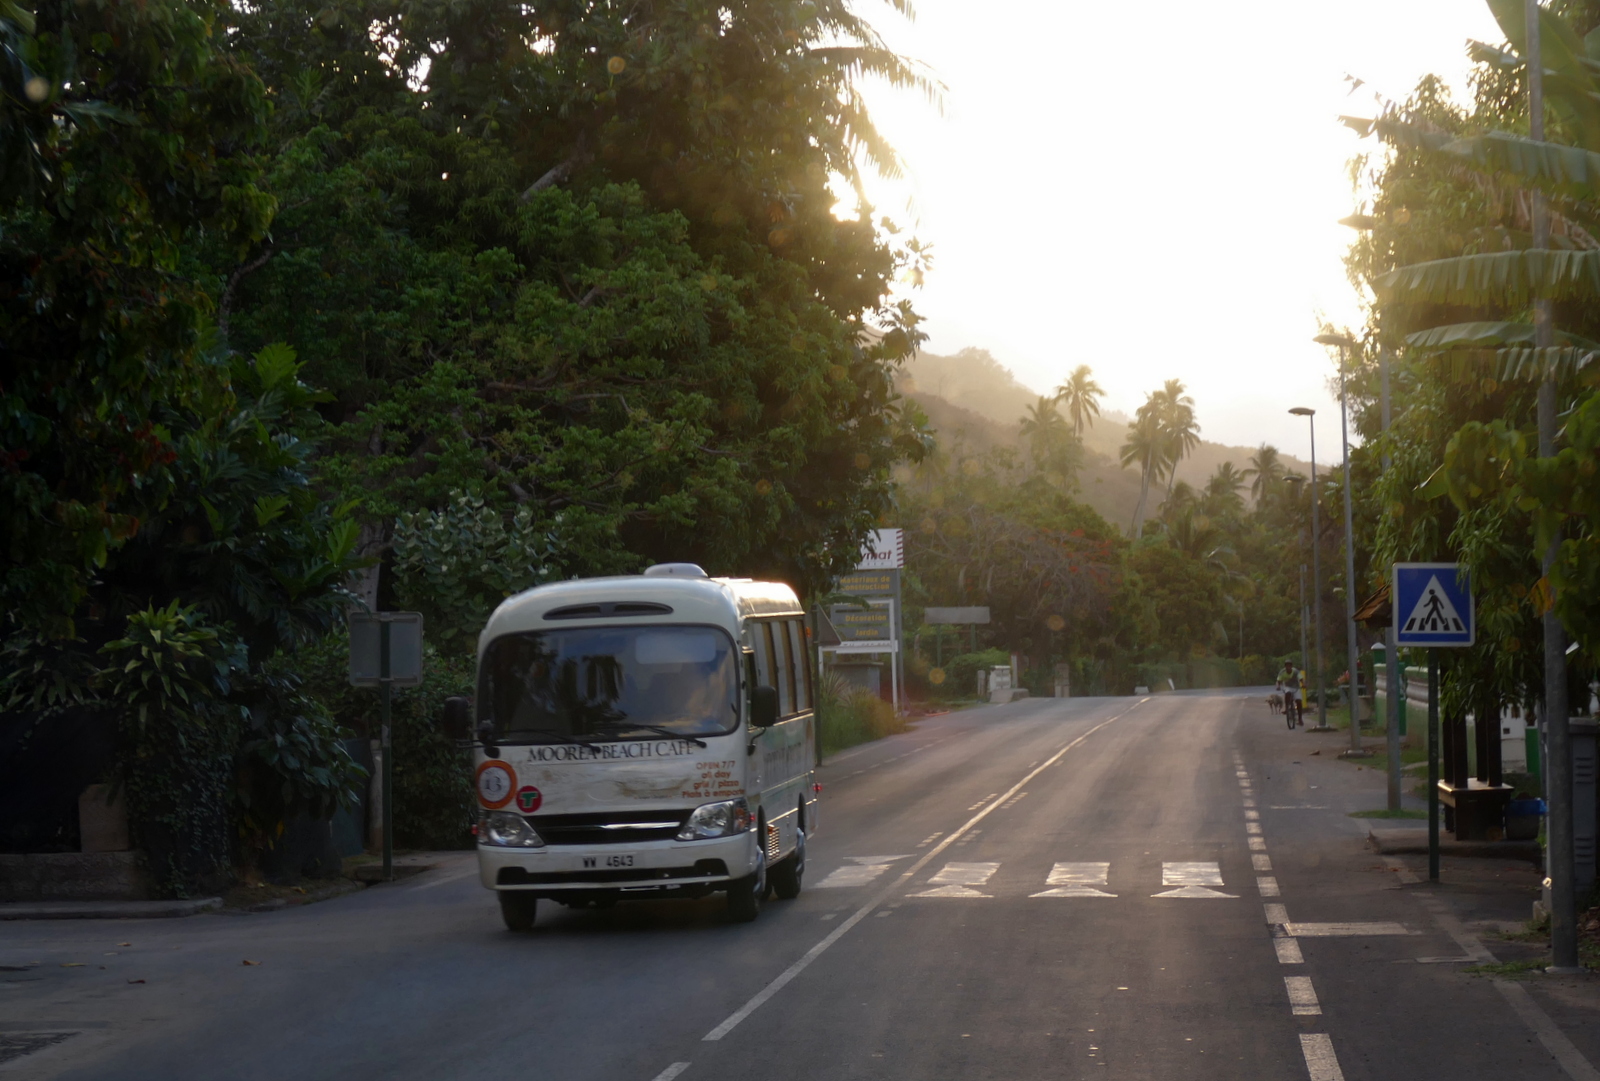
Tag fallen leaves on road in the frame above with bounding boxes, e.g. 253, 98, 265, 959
127, 979, 145, 984
242, 959, 260, 966
118, 942, 131, 947
61, 963, 85, 968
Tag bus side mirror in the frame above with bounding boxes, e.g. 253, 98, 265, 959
442, 696, 472, 740
751, 686, 778, 729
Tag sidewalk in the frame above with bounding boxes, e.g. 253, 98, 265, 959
1236, 701, 1600, 1079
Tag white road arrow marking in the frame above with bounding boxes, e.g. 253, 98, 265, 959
910, 861, 999, 898
1153, 861, 1237, 898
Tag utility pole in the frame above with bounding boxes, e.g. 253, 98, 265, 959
1526, 0, 1580, 974
1317, 333, 1370, 757
1290, 407, 1330, 730
1381, 349, 1404, 811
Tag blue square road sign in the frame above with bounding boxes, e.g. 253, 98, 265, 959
1392, 563, 1474, 647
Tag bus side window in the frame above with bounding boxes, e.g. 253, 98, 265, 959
752, 624, 775, 722
786, 620, 811, 712
770, 620, 795, 717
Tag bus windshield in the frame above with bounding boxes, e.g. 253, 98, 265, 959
480, 625, 740, 740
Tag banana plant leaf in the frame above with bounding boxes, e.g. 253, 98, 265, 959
1405, 321, 1600, 352
1485, 0, 1593, 85
1375, 249, 1600, 305
1441, 131, 1600, 197
1468, 40, 1600, 150
1412, 346, 1597, 383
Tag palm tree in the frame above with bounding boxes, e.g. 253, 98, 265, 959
1018, 396, 1069, 469
1151, 379, 1199, 503
1119, 398, 1171, 537
1241, 444, 1286, 508
1203, 462, 1247, 519
1161, 480, 1199, 522
1053, 365, 1104, 436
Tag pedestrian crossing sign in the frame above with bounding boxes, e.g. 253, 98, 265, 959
1392, 563, 1474, 647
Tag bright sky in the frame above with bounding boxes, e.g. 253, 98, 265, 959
860, 0, 1506, 463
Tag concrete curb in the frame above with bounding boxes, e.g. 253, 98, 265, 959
0, 897, 222, 920
1366, 827, 1541, 863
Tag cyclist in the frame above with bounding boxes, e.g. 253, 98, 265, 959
1278, 660, 1303, 727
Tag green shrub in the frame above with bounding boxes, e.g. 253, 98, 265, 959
939, 649, 1011, 700
816, 672, 905, 756
297, 630, 476, 850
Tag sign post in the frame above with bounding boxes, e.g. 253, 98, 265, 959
1393, 563, 1474, 882
823, 530, 905, 712
349, 612, 424, 881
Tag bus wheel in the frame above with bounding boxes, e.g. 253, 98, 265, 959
771, 826, 805, 900
726, 845, 766, 923
499, 891, 538, 932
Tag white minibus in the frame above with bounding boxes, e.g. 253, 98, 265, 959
466, 563, 818, 930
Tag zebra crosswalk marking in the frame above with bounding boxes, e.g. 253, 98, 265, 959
1030, 862, 1116, 898
815, 855, 911, 889
910, 861, 1000, 898
1153, 861, 1237, 899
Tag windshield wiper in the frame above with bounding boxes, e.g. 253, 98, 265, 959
591, 722, 708, 749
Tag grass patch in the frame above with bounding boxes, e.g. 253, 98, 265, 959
1348, 808, 1428, 819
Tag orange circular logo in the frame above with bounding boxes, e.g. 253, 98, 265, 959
475, 760, 517, 808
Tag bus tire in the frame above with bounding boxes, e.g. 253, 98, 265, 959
726, 844, 766, 923
771, 825, 805, 900
498, 891, 538, 932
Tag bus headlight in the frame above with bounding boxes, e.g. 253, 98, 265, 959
479, 811, 545, 848
676, 797, 752, 841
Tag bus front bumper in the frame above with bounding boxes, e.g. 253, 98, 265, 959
477, 831, 760, 895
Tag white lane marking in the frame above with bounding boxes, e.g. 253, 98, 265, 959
700, 704, 1140, 1042
650, 1064, 691, 1081
967, 793, 999, 811
1246, 822, 1263, 835
1000, 792, 1029, 808
1244, 809, 1260, 821
1242, 798, 1257, 808
1252, 854, 1273, 872
1153, 862, 1236, 899
1031, 862, 1116, 898
1257, 877, 1280, 897
1285, 976, 1322, 1015
1248, 837, 1267, 852
1495, 979, 1600, 1081
814, 856, 911, 888
411, 866, 478, 890
916, 833, 943, 847
1264, 903, 1290, 925
910, 862, 999, 898
1287, 922, 1416, 937
1269, 805, 1328, 809
1274, 938, 1304, 964
1299, 1034, 1345, 1081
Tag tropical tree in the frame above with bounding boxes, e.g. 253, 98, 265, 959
1202, 463, 1248, 520
1152, 379, 1201, 503
1242, 445, 1287, 507
1120, 398, 1170, 537
1054, 364, 1105, 436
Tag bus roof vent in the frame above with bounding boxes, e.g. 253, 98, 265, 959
642, 563, 708, 578
544, 601, 674, 620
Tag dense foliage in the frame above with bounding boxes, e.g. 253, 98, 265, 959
1, 0, 938, 886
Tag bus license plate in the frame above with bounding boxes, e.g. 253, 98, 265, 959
605, 854, 635, 868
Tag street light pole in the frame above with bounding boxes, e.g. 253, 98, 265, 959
1290, 407, 1329, 730
1317, 333, 1371, 758
1381, 349, 1403, 810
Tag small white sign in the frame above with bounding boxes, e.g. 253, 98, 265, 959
856, 528, 904, 570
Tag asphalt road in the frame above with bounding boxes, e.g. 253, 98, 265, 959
2, 692, 1591, 1080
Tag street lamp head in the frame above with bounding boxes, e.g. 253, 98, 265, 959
1314, 332, 1357, 348
1289, 407, 1315, 417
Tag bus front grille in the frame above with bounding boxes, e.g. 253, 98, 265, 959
529, 811, 691, 845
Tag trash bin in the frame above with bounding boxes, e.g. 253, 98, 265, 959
1505, 797, 1546, 842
